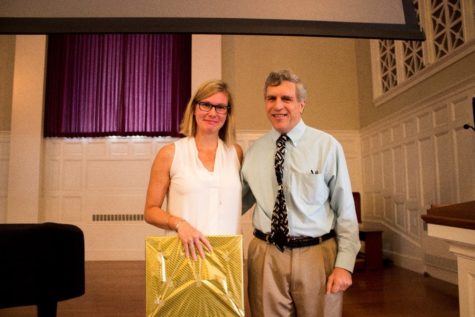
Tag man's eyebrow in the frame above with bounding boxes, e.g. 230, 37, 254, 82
265, 94, 295, 100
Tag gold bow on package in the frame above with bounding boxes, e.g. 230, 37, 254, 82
145, 235, 244, 317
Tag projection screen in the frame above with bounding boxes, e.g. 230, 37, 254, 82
0, 0, 424, 40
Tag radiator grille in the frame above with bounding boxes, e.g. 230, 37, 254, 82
92, 213, 144, 222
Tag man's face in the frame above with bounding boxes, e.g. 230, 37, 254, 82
265, 81, 305, 134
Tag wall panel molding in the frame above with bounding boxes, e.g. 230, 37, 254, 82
42, 136, 175, 260
0, 129, 361, 259
41, 130, 361, 260
361, 78, 475, 280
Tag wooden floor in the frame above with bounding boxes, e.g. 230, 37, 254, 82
0, 261, 459, 317
344, 266, 459, 317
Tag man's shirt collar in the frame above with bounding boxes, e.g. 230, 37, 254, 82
271, 120, 306, 146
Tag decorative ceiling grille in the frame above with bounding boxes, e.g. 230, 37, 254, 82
431, 0, 465, 59
374, 0, 469, 97
403, 40, 426, 79
403, 0, 426, 79
379, 40, 398, 93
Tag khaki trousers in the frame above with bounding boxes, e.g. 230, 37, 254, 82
247, 237, 342, 317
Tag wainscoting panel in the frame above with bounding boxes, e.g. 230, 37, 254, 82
40, 130, 362, 261
0, 128, 362, 260
361, 79, 475, 282
42, 137, 175, 260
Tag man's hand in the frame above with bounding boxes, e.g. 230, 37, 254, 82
326, 267, 352, 294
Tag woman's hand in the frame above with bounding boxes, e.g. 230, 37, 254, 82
176, 221, 213, 260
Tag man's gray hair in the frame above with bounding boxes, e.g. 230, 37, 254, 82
264, 70, 307, 102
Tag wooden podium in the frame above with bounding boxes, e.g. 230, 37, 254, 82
421, 200, 475, 317
358, 224, 383, 271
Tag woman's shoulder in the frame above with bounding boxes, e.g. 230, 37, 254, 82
219, 139, 243, 165
174, 136, 192, 146
233, 143, 243, 164
170, 136, 194, 152
156, 142, 175, 162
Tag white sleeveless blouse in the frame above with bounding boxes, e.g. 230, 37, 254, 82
167, 137, 242, 235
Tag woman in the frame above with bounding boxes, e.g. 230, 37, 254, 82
144, 80, 243, 260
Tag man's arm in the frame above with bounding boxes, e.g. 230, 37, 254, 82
329, 142, 361, 271
241, 176, 256, 214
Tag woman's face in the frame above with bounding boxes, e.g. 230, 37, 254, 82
194, 92, 229, 135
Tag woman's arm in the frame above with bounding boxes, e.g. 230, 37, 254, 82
144, 143, 178, 229
143, 143, 212, 260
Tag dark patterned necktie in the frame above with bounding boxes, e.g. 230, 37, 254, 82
269, 134, 290, 252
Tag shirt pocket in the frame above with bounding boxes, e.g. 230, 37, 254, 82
292, 172, 329, 205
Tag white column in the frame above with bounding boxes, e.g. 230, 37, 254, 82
450, 243, 475, 317
6, 35, 47, 223
428, 224, 475, 317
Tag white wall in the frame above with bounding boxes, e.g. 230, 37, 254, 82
360, 76, 475, 283
42, 136, 175, 260
192, 35, 222, 92
0, 34, 224, 257
2, 35, 473, 279
36, 130, 361, 261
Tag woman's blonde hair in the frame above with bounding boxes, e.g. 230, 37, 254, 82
180, 80, 237, 146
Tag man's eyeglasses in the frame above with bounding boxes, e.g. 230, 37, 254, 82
197, 101, 230, 114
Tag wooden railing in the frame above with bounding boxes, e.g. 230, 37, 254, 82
421, 201, 475, 230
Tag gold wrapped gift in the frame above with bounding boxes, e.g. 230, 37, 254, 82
145, 235, 244, 317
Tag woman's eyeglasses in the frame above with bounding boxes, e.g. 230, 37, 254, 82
197, 101, 230, 114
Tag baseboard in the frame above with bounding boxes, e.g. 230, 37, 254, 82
86, 249, 145, 261
385, 250, 425, 274
424, 265, 458, 285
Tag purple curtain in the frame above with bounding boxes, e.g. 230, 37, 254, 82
44, 34, 191, 137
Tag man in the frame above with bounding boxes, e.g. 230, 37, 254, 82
241, 70, 360, 316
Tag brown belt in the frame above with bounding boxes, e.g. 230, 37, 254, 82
253, 229, 335, 249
